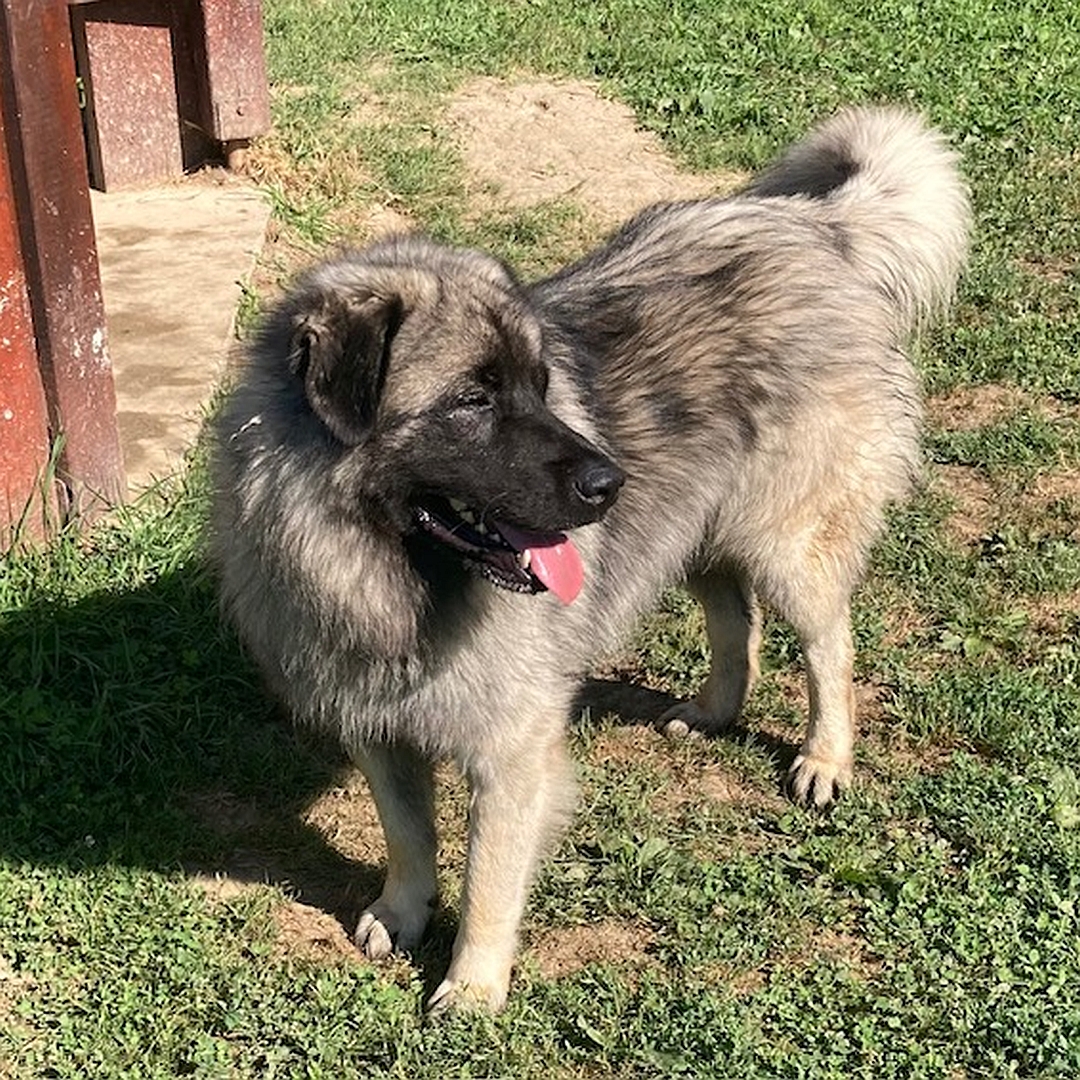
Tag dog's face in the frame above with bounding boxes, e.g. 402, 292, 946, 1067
281, 241, 624, 600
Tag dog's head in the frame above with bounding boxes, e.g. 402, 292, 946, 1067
272, 236, 624, 603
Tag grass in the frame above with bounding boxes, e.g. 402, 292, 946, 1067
3, 1, 1080, 1076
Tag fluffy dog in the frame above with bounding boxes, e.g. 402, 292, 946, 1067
211, 107, 970, 1011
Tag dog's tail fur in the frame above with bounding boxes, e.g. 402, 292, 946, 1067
745, 107, 972, 329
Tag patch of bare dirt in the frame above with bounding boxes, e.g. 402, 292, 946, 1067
1019, 589, 1080, 635
1026, 471, 1080, 520
659, 751, 785, 817
585, 724, 663, 769
799, 927, 883, 980
445, 77, 742, 230
703, 926, 880, 998
302, 774, 387, 862
926, 383, 1029, 432
850, 680, 961, 778
927, 384, 1080, 547
927, 383, 1080, 432
861, 721, 960, 784
1014, 253, 1075, 284
271, 899, 366, 964
933, 463, 999, 544
526, 917, 656, 980
932, 460, 1080, 548
879, 595, 930, 650
587, 724, 783, 815
0, 951, 36, 1025
353, 203, 414, 240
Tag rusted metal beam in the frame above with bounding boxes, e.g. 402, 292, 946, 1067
0, 74, 58, 544
1, 0, 125, 517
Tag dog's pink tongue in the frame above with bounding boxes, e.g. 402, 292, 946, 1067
496, 523, 584, 605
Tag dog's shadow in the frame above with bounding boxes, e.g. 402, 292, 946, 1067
0, 564, 380, 930
2, 562, 798, 1003
573, 677, 801, 776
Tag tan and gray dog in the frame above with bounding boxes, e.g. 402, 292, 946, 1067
211, 107, 970, 1011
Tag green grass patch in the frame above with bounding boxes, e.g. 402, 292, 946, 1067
928, 408, 1080, 478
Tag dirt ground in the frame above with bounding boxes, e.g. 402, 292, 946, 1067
444, 76, 736, 228
336, 75, 740, 250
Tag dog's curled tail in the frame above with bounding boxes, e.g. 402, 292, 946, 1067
746, 107, 972, 329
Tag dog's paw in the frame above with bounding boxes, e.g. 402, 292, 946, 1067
658, 700, 729, 739
787, 751, 853, 809
426, 976, 508, 1017
354, 899, 429, 960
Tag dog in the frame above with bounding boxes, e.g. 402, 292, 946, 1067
211, 107, 970, 1012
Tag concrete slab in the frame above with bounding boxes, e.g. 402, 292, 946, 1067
91, 180, 269, 494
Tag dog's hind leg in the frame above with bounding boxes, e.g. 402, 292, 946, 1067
354, 741, 439, 959
760, 527, 862, 808
428, 722, 577, 1013
659, 571, 761, 737
784, 601, 856, 808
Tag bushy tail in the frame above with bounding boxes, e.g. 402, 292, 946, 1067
745, 107, 972, 329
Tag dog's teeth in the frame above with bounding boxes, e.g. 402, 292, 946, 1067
518, 550, 531, 570
449, 498, 467, 513
461, 509, 476, 524
475, 520, 488, 535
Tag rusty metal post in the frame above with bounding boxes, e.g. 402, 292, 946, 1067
1, 0, 125, 518
197, 0, 271, 142
0, 77, 58, 544
70, 1, 271, 188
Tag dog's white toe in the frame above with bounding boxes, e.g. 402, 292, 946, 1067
787, 751, 853, 808
657, 701, 718, 739
354, 899, 428, 959
426, 977, 507, 1016
355, 911, 395, 959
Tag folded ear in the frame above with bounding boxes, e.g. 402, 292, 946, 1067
288, 292, 403, 444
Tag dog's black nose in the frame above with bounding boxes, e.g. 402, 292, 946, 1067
574, 461, 626, 507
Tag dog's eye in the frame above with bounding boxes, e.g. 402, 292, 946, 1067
450, 389, 492, 412
475, 364, 504, 396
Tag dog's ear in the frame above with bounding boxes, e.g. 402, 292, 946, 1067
288, 292, 403, 445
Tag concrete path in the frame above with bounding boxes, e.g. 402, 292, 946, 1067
91, 180, 270, 495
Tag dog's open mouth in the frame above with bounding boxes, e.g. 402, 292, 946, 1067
414, 497, 584, 604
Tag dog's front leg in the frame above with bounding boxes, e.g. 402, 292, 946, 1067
428, 728, 577, 1013
658, 570, 761, 737
354, 741, 438, 959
